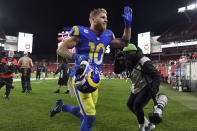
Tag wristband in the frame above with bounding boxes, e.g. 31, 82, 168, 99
122, 38, 130, 44
125, 22, 131, 29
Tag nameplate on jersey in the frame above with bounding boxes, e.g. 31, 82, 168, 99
105, 33, 112, 36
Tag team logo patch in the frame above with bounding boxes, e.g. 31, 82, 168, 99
84, 29, 88, 34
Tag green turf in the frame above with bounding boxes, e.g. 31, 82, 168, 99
13, 72, 57, 79
0, 79, 197, 131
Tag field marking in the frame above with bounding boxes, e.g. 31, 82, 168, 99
161, 84, 197, 111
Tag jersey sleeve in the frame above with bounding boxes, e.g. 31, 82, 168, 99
69, 26, 80, 37
112, 32, 115, 39
108, 29, 115, 41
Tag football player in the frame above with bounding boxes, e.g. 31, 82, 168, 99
50, 6, 132, 131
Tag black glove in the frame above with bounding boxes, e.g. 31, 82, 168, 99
115, 51, 125, 61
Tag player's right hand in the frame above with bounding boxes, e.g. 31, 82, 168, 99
72, 54, 89, 65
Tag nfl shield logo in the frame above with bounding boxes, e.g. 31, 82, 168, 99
84, 29, 88, 34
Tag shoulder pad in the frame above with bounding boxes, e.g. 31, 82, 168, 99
106, 29, 115, 39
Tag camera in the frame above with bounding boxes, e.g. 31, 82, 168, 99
148, 93, 168, 125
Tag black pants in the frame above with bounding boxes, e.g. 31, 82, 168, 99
36, 72, 41, 80
0, 77, 13, 97
58, 76, 69, 86
127, 86, 152, 124
21, 68, 31, 92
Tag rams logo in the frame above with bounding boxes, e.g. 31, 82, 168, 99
74, 61, 101, 93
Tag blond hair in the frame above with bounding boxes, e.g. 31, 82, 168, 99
89, 8, 107, 19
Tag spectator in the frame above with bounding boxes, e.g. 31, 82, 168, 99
192, 52, 197, 60
42, 63, 47, 80
54, 59, 70, 94
36, 63, 42, 80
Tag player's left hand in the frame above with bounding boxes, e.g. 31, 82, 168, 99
122, 6, 132, 28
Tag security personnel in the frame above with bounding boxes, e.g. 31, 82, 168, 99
18, 52, 33, 93
0, 50, 18, 99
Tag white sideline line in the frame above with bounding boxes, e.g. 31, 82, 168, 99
13, 77, 59, 82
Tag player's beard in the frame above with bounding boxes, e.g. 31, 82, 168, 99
95, 22, 107, 34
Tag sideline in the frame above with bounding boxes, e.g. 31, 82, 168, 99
13, 77, 58, 82
160, 83, 197, 110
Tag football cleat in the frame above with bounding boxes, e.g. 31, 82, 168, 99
54, 89, 60, 93
65, 90, 69, 94
50, 99, 64, 117
4, 95, 9, 100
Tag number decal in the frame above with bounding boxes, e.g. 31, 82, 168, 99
89, 42, 95, 60
88, 42, 105, 65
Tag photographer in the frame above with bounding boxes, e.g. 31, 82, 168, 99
0, 50, 18, 100
114, 44, 167, 131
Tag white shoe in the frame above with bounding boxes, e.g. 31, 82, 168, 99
138, 124, 145, 131
145, 123, 155, 131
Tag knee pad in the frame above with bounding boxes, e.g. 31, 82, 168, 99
84, 115, 96, 128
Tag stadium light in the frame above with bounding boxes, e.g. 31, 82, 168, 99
187, 4, 196, 10
178, 3, 197, 13
178, 7, 186, 13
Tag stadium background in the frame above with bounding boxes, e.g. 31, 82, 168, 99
0, 0, 197, 130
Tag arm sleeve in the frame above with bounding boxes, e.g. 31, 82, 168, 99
142, 61, 161, 95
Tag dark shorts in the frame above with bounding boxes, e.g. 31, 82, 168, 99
58, 77, 68, 86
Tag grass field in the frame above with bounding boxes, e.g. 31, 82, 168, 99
0, 79, 197, 131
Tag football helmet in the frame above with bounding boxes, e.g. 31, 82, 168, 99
73, 60, 101, 93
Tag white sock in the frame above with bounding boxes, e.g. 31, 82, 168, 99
139, 124, 145, 131
144, 117, 149, 126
